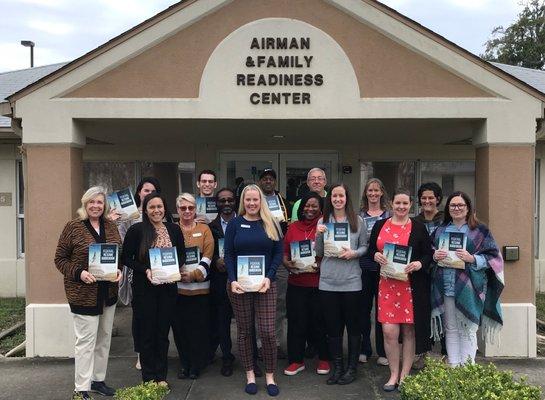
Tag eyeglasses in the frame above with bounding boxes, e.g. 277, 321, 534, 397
218, 198, 235, 203
308, 176, 325, 182
178, 206, 195, 211
449, 204, 467, 210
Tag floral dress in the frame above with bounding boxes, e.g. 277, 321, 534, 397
377, 218, 414, 324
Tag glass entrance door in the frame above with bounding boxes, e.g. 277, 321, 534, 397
219, 151, 339, 206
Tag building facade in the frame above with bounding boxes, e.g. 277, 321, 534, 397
1, 0, 544, 358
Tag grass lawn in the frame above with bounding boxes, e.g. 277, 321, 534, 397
0, 297, 25, 355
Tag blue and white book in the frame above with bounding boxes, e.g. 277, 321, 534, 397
290, 240, 316, 272
323, 222, 350, 257
382, 242, 411, 281
237, 255, 265, 292
88, 243, 118, 281
265, 195, 285, 222
196, 197, 218, 222
218, 238, 225, 259
108, 188, 139, 221
438, 232, 467, 269
364, 216, 380, 235
149, 247, 181, 283
425, 221, 441, 236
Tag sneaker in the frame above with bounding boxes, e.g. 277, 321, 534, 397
283, 362, 305, 376
90, 381, 115, 397
358, 354, 368, 363
73, 392, 92, 400
316, 360, 330, 375
376, 357, 389, 366
157, 381, 169, 389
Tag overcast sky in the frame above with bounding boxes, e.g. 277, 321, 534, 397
0, 0, 523, 73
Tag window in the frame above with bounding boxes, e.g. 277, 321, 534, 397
83, 161, 196, 217
420, 161, 475, 203
16, 160, 24, 257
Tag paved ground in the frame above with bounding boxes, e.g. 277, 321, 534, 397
1, 306, 544, 400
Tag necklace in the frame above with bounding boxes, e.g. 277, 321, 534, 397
180, 221, 196, 231
304, 226, 316, 240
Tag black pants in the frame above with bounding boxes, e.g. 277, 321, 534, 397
131, 300, 141, 353
209, 272, 234, 361
360, 270, 385, 357
320, 290, 362, 338
286, 284, 329, 363
173, 294, 210, 371
132, 281, 177, 382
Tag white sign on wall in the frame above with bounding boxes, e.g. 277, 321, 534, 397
200, 18, 360, 118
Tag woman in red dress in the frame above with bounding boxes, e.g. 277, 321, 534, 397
367, 188, 432, 391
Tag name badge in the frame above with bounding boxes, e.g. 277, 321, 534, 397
192, 232, 203, 237
241, 224, 251, 228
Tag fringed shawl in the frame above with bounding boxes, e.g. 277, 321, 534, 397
430, 223, 504, 344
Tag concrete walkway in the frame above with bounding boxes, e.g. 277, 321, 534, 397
1, 306, 544, 400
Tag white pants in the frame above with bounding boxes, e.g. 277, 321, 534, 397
72, 304, 116, 391
443, 296, 477, 366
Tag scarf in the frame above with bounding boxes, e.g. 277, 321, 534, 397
430, 223, 504, 344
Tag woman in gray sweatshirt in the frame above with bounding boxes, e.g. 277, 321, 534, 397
315, 183, 368, 386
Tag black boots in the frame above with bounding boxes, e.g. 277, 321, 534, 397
326, 337, 344, 385
338, 335, 360, 385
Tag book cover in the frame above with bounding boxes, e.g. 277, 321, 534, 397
149, 247, 181, 283
265, 195, 285, 222
88, 243, 118, 281
381, 242, 411, 281
290, 240, 316, 273
237, 255, 265, 292
196, 197, 218, 221
425, 221, 441, 236
108, 188, 139, 221
323, 222, 350, 257
218, 238, 225, 259
364, 216, 380, 235
437, 232, 467, 269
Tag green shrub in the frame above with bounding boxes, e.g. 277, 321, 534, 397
400, 358, 542, 400
114, 382, 169, 400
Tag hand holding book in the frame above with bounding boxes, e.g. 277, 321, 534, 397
454, 249, 475, 263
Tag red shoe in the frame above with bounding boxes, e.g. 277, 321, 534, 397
316, 360, 330, 375
284, 362, 305, 376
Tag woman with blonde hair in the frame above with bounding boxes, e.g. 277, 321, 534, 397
55, 186, 123, 400
225, 184, 283, 396
172, 192, 214, 380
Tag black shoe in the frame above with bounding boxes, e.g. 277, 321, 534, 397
177, 368, 189, 379
338, 335, 360, 385
189, 368, 200, 379
254, 363, 263, 378
73, 392, 92, 400
276, 346, 287, 360
90, 381, 115, 397
304, 343, 317, 359
221, 359, 234, 377
326, 337, 344, 385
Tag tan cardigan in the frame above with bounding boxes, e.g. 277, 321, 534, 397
177, 222, 214, 295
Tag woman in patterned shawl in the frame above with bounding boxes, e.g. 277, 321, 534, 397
430, 191, 504, 367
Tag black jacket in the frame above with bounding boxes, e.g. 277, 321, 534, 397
368, 217, 433, 354
122, 222, 186, 288
208, 214, 229, 276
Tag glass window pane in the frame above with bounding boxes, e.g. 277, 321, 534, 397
17, 161, 24, 215
420, 161, 475, 203
83, 162, 136, 194
225, 160, 274, 189
361, 161, 416, 195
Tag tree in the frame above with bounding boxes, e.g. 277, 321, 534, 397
482, 0, 545, 70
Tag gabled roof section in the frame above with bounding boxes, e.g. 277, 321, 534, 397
492, 62, 545, 96
0, 62, 67, 127
6, 0, 545, 103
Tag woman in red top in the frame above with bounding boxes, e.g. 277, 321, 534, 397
368, 189, 432, 392
282, 192, 330, 377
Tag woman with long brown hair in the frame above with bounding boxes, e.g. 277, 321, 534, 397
316, 183, 368, 385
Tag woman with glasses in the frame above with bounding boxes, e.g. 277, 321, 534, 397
430, 192, 504, 366
173, 193, 214, 379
